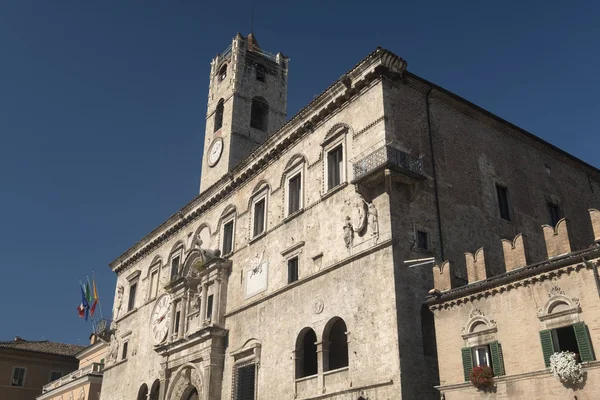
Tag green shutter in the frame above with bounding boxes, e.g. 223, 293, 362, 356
461, 347, 473, 381
539, 329, 554, 367
573, 322, 595, 362
489, 341, 505, 376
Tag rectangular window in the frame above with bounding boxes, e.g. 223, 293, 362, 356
547, 202, 561, 226
417, 230, 429, 250
49, 371, 62, 383
127, 283, 137, 312
288, 173, 301, 214
288, 257, 299, 284
540, 323, 595, 367
222, 219, 234, 255
11, 367, 25, 387
253, 198, 266, 237
473, 345, 491, 367
121, 341, 128, 360
206, 295, 214, 321
174, 311, 181, 334
327, 145, 344, 190
149, 269, 158, 299
234, 363, 256, 400
256, 65, 266, 82
461, 341, 505, 381
496, 185, 510, 221
170, 255, 180, 280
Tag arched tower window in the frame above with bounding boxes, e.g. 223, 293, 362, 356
325, 318, 348, 371
214, 99, 224, 132
250, 97, 269, 132
255, 64, 266, 82
218, 63, 227, 82
295, 328, 318, 378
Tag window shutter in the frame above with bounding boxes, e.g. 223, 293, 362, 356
489, 341, 505, 376
573, 322, 595, 362
539, 329, 554, 367
461, 347, 473, 381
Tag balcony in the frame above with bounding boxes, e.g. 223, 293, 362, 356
352, 145, 425, 187
42, 363, 104, 393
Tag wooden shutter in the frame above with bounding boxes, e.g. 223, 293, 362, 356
489, 341, 505, 376
573, 322, 595, 362
539, 329, 554, 367
461, 347, 473, 381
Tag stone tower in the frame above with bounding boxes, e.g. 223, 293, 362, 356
199, 33, 289, 193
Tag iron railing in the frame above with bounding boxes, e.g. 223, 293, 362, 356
42, 363, 104, 393
352, 145, 423, 181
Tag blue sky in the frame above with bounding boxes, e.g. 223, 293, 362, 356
0, 1, 598, 345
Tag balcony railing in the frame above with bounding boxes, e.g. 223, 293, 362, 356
42, 363, 104, 393
352, 145, 424, 182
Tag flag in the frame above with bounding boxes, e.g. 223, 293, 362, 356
78, 283, 89, 321
90, 278, 99, 317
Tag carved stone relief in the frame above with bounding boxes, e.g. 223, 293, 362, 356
246, 249, 268, 298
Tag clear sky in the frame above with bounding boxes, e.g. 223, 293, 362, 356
0, 1, 598, 345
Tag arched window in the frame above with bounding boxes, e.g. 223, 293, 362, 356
295, 328, 318, 378
137, 384, 148, 400
255, 64, 266, 82
218, 64, 227, 82
250, 97, 269, 132
325, 318, 348, 371
187, 388, 198, 400
214, 99, 224, 132
149, 379, 160, 400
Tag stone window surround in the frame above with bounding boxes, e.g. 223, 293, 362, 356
126, 270, 141, 312
230, 340, 261, 400
250, 187, 269, 240
167, 246, 184, 278
147, 262, 161, 302
412, 224, 433, 253
220, 211, 236, 256
493, 180, 514, 224
321, 128, 347, 194
537, 287, 581, 330
283, 160, 305, 218
281, 241, 304, 282
461, 310, 498, 348
11, 366, 27, 387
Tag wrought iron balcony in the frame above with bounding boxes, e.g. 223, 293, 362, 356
352, 145, 424, 183
42, 362, 104, 393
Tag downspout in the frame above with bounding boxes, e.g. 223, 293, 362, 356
426, 88, 445, 260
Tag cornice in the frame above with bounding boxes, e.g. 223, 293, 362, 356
110, 48, 405, 275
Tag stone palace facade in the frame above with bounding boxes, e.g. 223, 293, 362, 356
99, 33, 600, 400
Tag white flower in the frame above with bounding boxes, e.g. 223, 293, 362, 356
549, 351, 585, 384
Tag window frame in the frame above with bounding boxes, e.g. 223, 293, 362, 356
287, 256, 299, 284
169, 248, 183, 281
121, 340, 129, 361
255, 64, 266, 82
11, 366, 26, 387
147, 263, 160, 301
285, 162, 304, 217
232, 361, 257, 400
322, 133, 347, 193
495, 184, 511, 221
217, 63, 227, 82
221, 214, 236, 256
250, 189, 268, 239
127, 282, 138, 312
214, 99, 224, 133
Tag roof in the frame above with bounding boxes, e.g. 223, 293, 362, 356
0, 338, 85, 357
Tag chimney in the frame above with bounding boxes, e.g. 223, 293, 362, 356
465, 248, 487, 283
542, 218, 572, 258
501, 234, 529, 271
14, 336, 24, 342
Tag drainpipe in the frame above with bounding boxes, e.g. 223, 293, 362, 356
426, 88, 445, 260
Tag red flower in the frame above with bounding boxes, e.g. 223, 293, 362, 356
469, 366, 494, 388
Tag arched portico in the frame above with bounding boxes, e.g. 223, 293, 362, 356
166, 363, 204, 400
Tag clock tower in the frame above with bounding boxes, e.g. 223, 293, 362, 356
199, 33, 289, 193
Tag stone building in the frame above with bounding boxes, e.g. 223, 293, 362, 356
99, 32, 600, 400
427, 211, 600, 399
0, 337, 83, 400
37, 334, 108, 400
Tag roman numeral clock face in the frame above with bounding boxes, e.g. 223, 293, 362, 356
150, 294, 171, 345
208, 138, 223, 167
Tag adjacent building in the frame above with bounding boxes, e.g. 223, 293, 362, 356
99, 32, 600, 400
37, 334, 108, 400
427, 211, 600, 399
0, 337, 84, 400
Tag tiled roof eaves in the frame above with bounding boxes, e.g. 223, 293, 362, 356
425, 246, 600, 306
109, 48, 402, 273
0, 344, 83, 358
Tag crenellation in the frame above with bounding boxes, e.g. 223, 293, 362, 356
501, 233, 529, 272
465, 248, 487, 283
542, 218, 572, 258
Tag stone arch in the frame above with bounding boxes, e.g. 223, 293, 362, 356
323, 122, 353, 142
279, 154, 307, 188
217, 63, 227, 82
538, 286, 581, 317
149, 379, 160, 400
323, 317, 349, 371
295, 328, 318, 378
191, 223, 212, 250
137, 383, 148, 400
169, 240, 186, 256
166, 363, 204, 400
216, 204, 237, 231
462, 309, 497, 335
247, 180, 271, 210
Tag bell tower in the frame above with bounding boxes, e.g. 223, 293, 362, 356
199, 33, 289, 193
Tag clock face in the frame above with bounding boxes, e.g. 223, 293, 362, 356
208, 138, 223, 167
150, 294, 171, 345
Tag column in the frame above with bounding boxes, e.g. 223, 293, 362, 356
179, 293, 188, 339
315, 341, 329, 390
213, 276, 221, 326
200, 279, 208, 326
